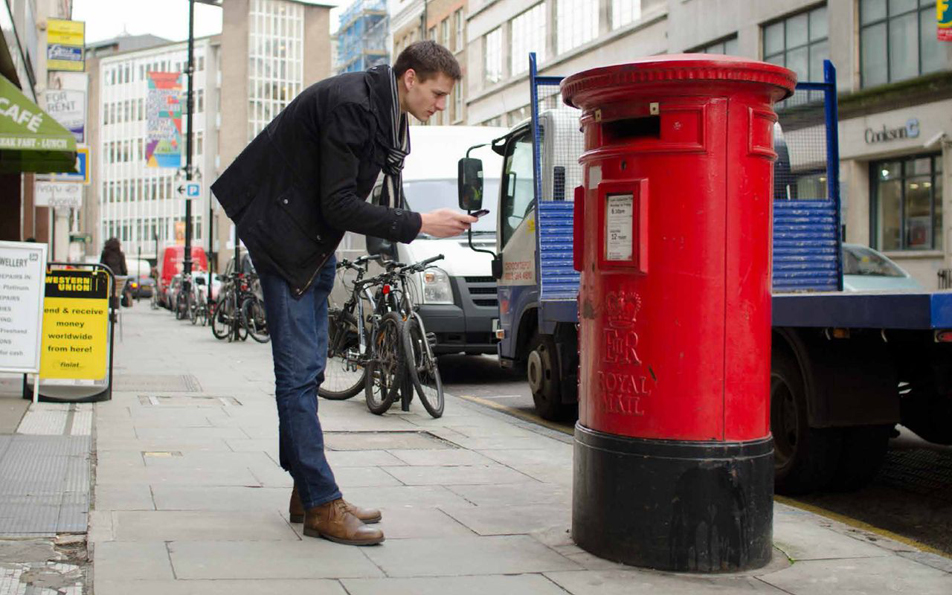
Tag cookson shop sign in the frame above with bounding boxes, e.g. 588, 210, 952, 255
865, 118, 920, 144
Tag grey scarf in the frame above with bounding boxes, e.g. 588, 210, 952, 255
381, 68, 410, 209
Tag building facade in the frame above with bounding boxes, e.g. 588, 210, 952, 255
465, 0, 952, 289
91, 37, 218, 263
391, 0, 468, 124
337, 0, 388, 74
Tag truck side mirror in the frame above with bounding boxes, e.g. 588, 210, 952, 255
366, 235, 397, 261
458, 157, 484, 210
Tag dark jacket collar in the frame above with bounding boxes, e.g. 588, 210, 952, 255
365, 65, 398, 149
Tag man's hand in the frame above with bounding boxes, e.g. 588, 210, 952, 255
419, 209, 478, 238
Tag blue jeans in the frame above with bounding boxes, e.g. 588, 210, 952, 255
258, 257, 341, 510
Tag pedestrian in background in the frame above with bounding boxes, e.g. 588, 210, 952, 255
211, 41, 474, 546
100, 237, 131, 307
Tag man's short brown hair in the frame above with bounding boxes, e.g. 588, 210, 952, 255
393, 40, 462, 82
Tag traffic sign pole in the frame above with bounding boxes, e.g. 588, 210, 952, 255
183, 0, 195, 280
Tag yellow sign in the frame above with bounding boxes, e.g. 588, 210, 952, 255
47, 19, 85, 46
47, 19, 85, 72
40, 269, 109, 380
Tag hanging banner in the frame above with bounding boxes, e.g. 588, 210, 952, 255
146, 72, 183, 168
0, 241, 47, 374
940, 0, 951, 41
47, 19, 85, 72
40, 268, 109, 382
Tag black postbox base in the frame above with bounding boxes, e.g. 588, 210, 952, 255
573, 423, 774, 573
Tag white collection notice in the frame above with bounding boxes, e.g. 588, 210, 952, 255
0, 241, 48, 374
606, 193, 634, 261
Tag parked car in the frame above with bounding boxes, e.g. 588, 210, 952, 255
129, 276, 155, 299
842, 243, 924, 292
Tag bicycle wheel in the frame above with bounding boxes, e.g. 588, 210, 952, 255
211, 299, 231, 340
242, 297, 270, 343
365, 312, 404, 415
319, 306, 365, 400
403, 315, 444, 418
234, 297, 249, 342
189, 292, 199, 325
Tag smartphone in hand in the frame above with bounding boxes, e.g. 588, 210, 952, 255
472, 209, 490, 218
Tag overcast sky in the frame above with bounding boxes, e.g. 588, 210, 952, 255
73, 0, 353, 45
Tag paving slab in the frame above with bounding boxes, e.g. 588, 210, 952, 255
386, 448, 496, 466
95, 437, 233, 452
92, 541, 173, 582
338, 485, 476, 509
758, 555, 952, 594
93, 579, 347, 595
383, 464, 537, 486
341, 574, 570, 595
441, 503, 570, 536
109, 510, 299, 542
133, 426, 250, 441
544, 569, 786, 594
773, 515, 894, 561
168, 540, 384, 579
361, 535, 582, 577
324, 450, 407, 467
445, 482, 572, 507
330, 466, 404, 488
151, 486, 288, 512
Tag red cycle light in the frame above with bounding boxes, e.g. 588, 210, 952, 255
936, 330, 952, 343
382, 284, 391, 295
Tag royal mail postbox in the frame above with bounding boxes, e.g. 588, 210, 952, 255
562, 56, 796, 572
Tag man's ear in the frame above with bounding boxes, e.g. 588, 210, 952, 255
402, 68, 417, 90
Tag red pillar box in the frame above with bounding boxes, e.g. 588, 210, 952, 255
562, 56, 795, 572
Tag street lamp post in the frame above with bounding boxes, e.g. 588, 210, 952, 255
183, 0, 196, 281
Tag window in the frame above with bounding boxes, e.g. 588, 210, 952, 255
763, 5, 828, 85
196, 131, 204, 156
873, 154, 943, 251
454, 9, 464, 52
557, 0, 599, 54
198, 55, 205, 71
454, 85, 463, 122
197, 89, 204, 113
500, 132, 536, 248
484, 28, 503, 84
429, 26, 436, 41
693, 35, 740, 55
612, 0, 641, 29
441, 18, 450, 48
511, 3, 547, 75
860, 0, 943, 88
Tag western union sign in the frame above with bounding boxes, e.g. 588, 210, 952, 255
40, 269, 109, 381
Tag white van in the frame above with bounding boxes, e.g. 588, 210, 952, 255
335, 125, 507, 355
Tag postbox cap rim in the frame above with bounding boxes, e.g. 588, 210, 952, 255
560, 54, 797, 108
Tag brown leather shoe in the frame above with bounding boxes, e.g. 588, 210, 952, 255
303, 498, 384, 545
290, 487, 381, 524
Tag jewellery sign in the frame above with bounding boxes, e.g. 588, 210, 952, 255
47, 19, 85, 72
0, 241, 48, 375
40, 268, 109, 383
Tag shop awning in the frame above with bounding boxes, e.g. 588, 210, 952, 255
0, 74, 76, 174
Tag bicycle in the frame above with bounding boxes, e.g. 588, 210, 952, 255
320, 254, 383, 400
241, 274, 269, 343
363, 255, 446, 418
211, 272, 248, 342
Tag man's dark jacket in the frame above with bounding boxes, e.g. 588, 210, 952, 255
211, 66, 422, 296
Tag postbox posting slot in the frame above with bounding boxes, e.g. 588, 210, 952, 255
601, 116, 661, 144
596, 179, 648, 274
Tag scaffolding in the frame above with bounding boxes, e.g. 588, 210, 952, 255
337, 0, 389, 74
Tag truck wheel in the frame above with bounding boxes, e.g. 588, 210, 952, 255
771, 349, 842, 495
828, 425, 891, 492
527, 334, 568, 421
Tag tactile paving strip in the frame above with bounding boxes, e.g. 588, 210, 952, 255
0, 436, 91, 536
112, 374, 202, 392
